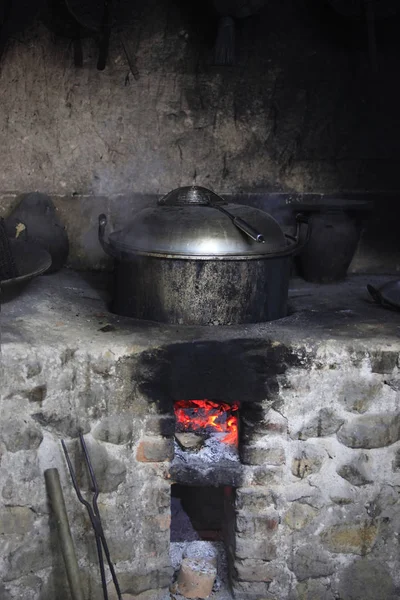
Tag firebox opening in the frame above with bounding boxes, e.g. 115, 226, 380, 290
173, 399, 240, 456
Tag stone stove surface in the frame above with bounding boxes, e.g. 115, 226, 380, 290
1, 270, 400, 600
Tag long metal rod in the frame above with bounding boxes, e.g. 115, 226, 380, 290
79, 434, 123, 600
61, 440, 109, 600
44, 468, 85, 600
61, 437, 122, 600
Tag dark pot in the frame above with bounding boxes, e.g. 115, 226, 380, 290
297, 211, 360, 283
98, 186, 309, 325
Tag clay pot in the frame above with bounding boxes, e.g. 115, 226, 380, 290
297, 210, 361, 283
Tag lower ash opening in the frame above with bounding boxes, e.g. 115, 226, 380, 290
171, 485, 228, 542
170, 484, 236, 598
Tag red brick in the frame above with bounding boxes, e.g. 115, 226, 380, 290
136, 436, 174, 462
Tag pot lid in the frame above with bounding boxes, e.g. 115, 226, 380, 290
108, 186, 290, 259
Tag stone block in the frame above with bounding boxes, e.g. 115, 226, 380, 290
0, 506, 35, 535
296, 579, 335, 600
31, 411, 90, 437
291, 445, 323, 479
0, 418, 43, 453
136, 436, 174, 462
177, 557, 217, 598
234, 559, 277, 582
337, 413, 400, 449
236, 512, 279, 537
250, 466, 282, 486
66, 437, 126, 493
3, 536, 56, 581
339, 379, 382, 414
284, 502, 318, 531
145, 415, 175, 437
240, 443, 285, 466
290, 544, 335, 581
369, 350, 398, 374
235, 537, 277, 560
26, 384, 46, 402
108, 588, 167, 600
114, 568, 173, 595
320, 522, 378, 555
235, 488, 276, 512
231, 580, 272, 599
297, 409, 344, 440
265, 409, 288, 435
337, 559, 396, 600
92, 414, 134, 444
337, 453, 373, 486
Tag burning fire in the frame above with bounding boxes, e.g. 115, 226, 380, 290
174, 399, 239, 446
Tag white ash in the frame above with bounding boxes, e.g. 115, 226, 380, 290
168, 541, 233, 600
173, 432, 239, 465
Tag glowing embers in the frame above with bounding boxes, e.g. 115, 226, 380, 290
174, 399, 239, 446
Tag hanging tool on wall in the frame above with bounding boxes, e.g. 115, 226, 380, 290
61, 434, 122, 600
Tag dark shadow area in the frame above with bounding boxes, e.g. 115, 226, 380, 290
134, 338, 308, 412
171, 484, 228, 542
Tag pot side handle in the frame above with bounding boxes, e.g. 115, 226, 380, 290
273, 213, 311, 258
98, 214, 122, 260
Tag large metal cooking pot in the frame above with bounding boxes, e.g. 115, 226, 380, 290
98, 186, 308, 325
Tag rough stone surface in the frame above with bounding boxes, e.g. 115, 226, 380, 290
337, 414, 400, 449
337, 559, 396, 600
320, 523, 378, 555
241, 443, 285, 466
235, 488, 276, 512
0, 418, 43, 453
337, 454, 373, 486
234, 559, 277, 582
175, 433, 205, 452
0, 506, 35, 535
235, 537, 277, 561
297, 409, 344, 440
296, 579, 335, 600
66, 436, 127, 493
2, 272, 400, 600
291, 444, 324, 479
284, 503, 318, 531
291, 544, 335, 581
236, 513, 279, 538
136, 436, 174, 462
92, 414, 134, 444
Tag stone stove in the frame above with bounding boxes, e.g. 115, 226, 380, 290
1, 270, 400, 600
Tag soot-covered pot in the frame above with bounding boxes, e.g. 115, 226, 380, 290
98, 186, 308, 325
